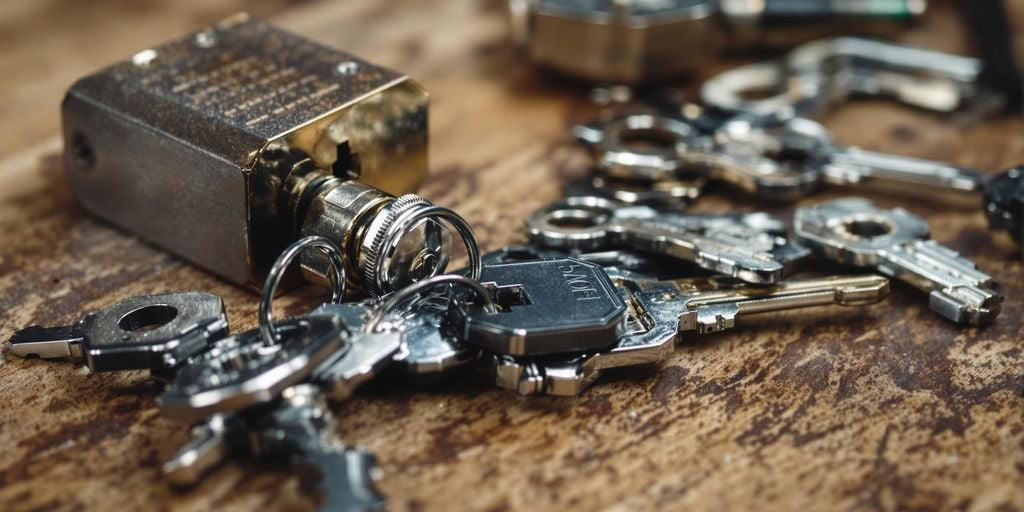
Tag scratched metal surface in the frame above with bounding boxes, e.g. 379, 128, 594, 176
1, 1, 1023, 511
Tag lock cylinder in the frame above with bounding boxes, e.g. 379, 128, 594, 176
298, 177, 467, 297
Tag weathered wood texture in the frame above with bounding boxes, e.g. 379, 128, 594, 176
1, 1, 1023, 511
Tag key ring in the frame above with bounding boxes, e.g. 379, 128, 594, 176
376, 205, 484, 293
259, 235, 347, 346
364, 274, 497, 333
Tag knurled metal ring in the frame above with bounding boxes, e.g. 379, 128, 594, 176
362, 194, 431, 297
374, 204, 483, 296
364, 274, 497, 333
259, 236, 346, 346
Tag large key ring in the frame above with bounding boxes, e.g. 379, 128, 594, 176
376, 204, 484, 293
364, 274, 497, 333
259, 235, 347, 346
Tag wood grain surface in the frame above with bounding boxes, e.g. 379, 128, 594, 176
1, 1, 1023, 511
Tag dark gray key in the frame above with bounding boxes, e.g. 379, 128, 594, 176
463, 258, 627, 356
160, 315, 348, 422
482, 245, 699, 281
248, 385, 385, 512
8, 292, 227, 372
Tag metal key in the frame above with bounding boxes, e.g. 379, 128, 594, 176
680, 115, 991, 203
463, 258, 627, 356
482, 245, 698, 282
526, 196, 809, 283
701, 36, 986, 118
308, 292, 480, 383
160, 315, 348, 422
494, 271, 890, 395
8, 292, 227, 372
794, 197, 1002, 326
248, 385, 385, 512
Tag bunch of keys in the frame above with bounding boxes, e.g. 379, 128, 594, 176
573, 98, 1024, 254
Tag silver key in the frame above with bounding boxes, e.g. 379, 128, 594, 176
495, 272, 890, 396
310, 293, 479, 383
248, 385, 385, 512
794, 197, 1002, 326
8, 291, 227, 372
701, 36, 985, 118
526, 196, 809, 283
160, 315, 348, 422
681, 115, 990, 202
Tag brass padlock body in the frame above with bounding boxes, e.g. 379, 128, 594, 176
62, 14, 429, 289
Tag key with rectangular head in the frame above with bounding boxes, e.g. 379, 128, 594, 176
494, 271, 890, 396
8, 292, 227, 372
526, 196, 809, 283
462, 258, 627, 356
794, 198, 1002, 326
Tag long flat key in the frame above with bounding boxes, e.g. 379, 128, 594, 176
794, 197, 1002, 326
8, 292, 227, 372
526, 196, 809, 283
247, 385, 385, 512
494, 272, 890, 395
462, 258, 627, 356
160, 315, 348, 423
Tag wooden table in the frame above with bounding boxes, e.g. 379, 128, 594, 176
1, 1, 1023, 510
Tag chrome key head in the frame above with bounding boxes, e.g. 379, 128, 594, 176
794, 197, 1002, 326
465, 258, 627, 356
160, 315, 348, 422
8, 291, 227, 372
574, 112, 700, 182
526, 196, 809, 283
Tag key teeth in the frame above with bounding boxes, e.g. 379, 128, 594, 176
930, 287, 1003, 327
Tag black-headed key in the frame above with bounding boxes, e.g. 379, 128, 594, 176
463, 258, 627, 356
8, 292, 227, 372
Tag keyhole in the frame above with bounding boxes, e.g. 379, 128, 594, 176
119, 304, 178, 332
332, 140, 361, 180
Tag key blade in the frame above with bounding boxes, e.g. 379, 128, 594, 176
680, 275, 890, 333
8, 325, 84, 359
302, 448, 385, 512
162, 414, 240, 488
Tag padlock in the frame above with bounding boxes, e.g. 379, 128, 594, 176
62, 14, 468, 295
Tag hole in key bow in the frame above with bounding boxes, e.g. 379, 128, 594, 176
118, 304, 178, 332
843, 218, 893, 238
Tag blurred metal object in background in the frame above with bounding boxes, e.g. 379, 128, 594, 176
509, 0, 926, 84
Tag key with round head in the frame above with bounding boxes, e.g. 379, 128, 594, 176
160, 315, 349, 422
526, 196, 809, 283
8, 291, 227, 372
677, 115, 991, 203
794, 197, 1002, 326
494, 271, 890, 396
